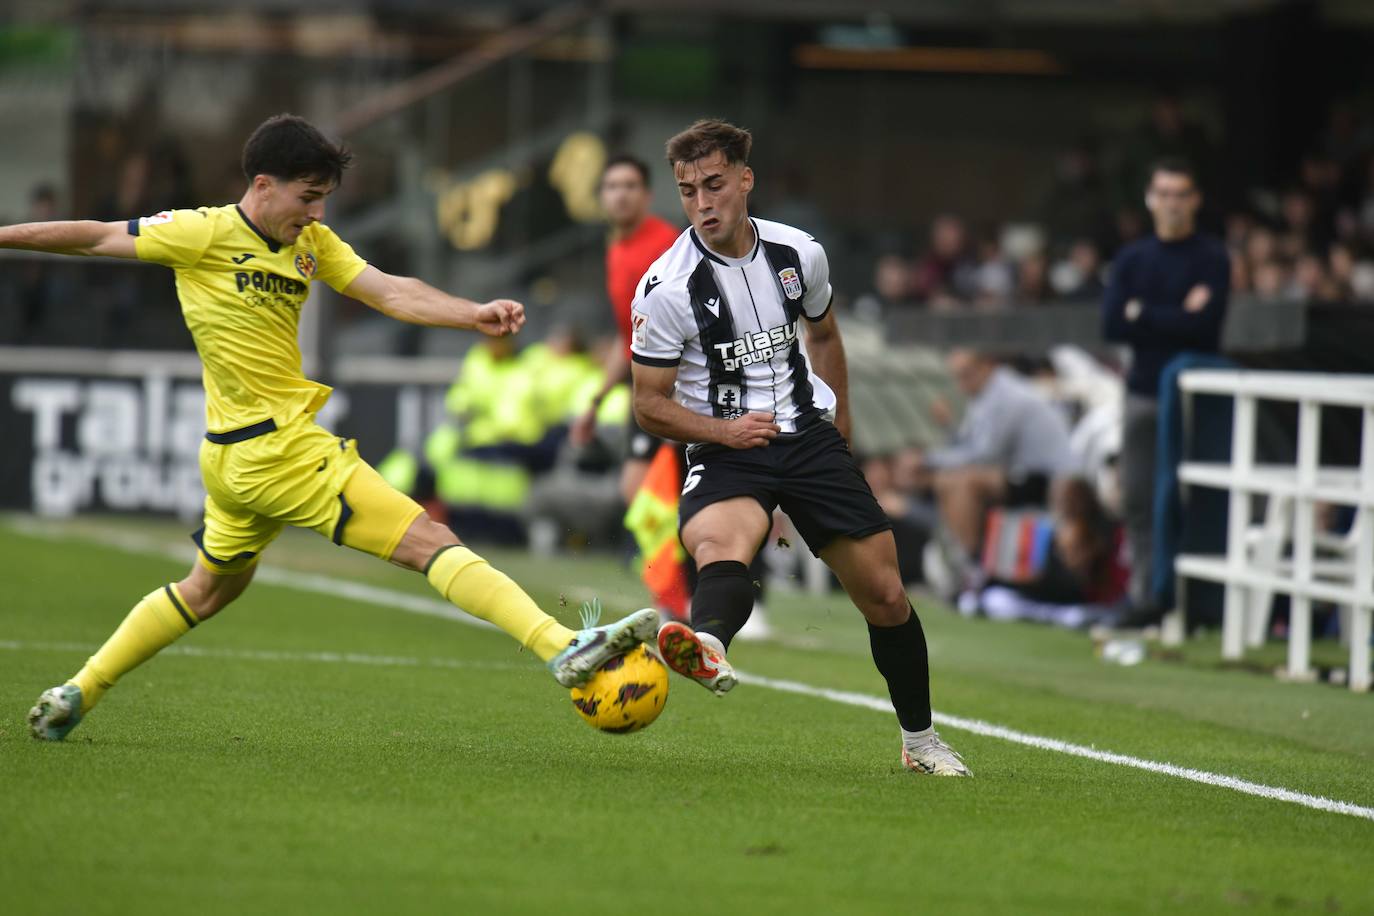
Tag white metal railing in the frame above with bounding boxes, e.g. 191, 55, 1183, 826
1174, 370, 1374, 692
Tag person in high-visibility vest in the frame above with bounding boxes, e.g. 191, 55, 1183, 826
425, 336, 541, 542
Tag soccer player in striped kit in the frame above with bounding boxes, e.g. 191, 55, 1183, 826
630, 119, 968, 775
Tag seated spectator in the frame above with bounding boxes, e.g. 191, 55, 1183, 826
1286, 251, 1336, 302
1015, 250, 1053, 305
1327, 242, 1358, 301
969, 233, 1016, 307
1243, 224, 1278, 272
1225, 211, 1255, 252
1048, 477, 1124, 605
1349, 252, 1374, 300
1252, 259, 1289, 299
963, 477, 1128, 628
913, 214, 975, 308
1049, 239, 1105, 301
851, 252, 915, 322
921, 349, 1076, 586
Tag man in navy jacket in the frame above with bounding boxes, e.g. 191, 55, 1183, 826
1102, 158, 1230, 621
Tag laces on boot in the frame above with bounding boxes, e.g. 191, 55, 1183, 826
578, 597, 603, 629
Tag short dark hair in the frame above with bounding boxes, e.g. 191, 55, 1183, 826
242, 114, 352, 187
1147, 157, 1198, 190
602, 154, 651, 187
665, 119, 752, 169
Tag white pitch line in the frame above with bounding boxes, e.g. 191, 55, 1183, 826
0, 639, 522, 672
738, 672, 1374, 823
8, 517, 1374, 823
3, 515, 495, 630
251, 566, 496, 630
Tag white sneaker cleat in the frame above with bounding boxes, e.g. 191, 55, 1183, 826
548, 602, 658, 688
28, 684, 84, 741
901, 731, 971, 777
656, 622, 737, 696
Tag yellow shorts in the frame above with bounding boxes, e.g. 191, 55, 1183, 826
194, 414, 425, 574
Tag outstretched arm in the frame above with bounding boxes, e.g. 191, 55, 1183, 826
0, 220, 137, 259
342, 265, 524, 336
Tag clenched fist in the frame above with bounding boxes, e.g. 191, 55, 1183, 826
475, 299, 526, 337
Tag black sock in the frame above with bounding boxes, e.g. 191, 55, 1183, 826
690, 560, 755, 650
867, 603, 933, 732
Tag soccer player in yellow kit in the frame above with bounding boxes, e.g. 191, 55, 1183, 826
6, 114, 656, 740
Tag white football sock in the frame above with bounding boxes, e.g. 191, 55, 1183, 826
901, 725, 936, 747
697, 631, 727, 657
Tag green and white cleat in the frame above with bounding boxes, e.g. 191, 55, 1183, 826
548, 600, 659, 688
901, 731, 971, 777
28, 684, 84, 741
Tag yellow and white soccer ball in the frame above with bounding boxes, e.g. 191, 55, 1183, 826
569, 644, 669, 733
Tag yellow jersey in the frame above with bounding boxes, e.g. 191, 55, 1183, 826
129, 204, 368, 434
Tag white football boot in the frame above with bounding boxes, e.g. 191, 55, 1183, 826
656, 621, 737, 696
28, 684, 84, 741
901, 730, 971, 776
548, 600, 659, 688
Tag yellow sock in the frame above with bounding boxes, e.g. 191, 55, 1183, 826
69, 584, 198, 714
425, 545, 574, 661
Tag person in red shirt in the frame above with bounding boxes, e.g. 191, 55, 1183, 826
571, 154, 680, 502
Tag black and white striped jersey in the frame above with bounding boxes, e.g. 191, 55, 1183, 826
629, 217, 836, 437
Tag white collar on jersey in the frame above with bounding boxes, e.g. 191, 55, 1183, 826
690, 218, 760, 268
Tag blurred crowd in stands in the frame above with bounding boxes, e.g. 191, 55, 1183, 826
8, 93, 1374, 350
7, 90, 1372, 643
850, 96, 1374, 318
0, 141, 198, 348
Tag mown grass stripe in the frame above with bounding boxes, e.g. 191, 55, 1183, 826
9, 516, 1372, 824
739, 672, 1374, 823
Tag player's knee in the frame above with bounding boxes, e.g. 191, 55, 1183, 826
862, 578, 911, 626
691, 532, 753, 567
177, 568, 250, 621
394, 517, 460, 572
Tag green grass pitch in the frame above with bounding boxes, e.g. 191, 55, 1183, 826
1, 514, 1370, 915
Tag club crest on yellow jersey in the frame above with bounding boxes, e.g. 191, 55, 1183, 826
295, 251, 317, 279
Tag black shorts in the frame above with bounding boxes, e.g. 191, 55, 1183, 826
1004, 472, 1051, 508
624, 409, 663, 462
679, 422, 893, 557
